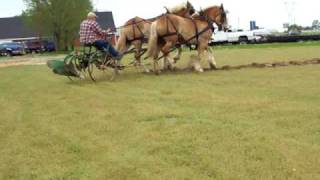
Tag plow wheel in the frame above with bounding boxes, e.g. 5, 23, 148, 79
87, 60, 100, 82
64, 54, 86, 81
87, 55, 120, 82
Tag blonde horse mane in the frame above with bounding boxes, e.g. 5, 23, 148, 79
167, 1, 188, 13
203, 5, 220, 12
190, 5, 220, 18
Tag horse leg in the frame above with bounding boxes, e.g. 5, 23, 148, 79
173, 46, 182, 63
167, 54, 176, 71
190, 55, 203, 72
194, 45, 205, 73
153, 46, 161, 75
162, 54, 176, 71
162, 56, 170, 71
206, 49, 217, 70
187, 54, 198, 70
161, 41, 176, 71
133, 41, 150, 73
133, 41, 142, 65
153, 58, 160, 75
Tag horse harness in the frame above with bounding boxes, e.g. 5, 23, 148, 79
126, 19, 147, 43
153, 14, 215, 60
159, 14, 215, 48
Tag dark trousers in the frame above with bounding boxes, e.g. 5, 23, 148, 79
94, 40, 120, 57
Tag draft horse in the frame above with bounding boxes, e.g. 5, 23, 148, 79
115, 1, 195, 71
145, 4, 228, 74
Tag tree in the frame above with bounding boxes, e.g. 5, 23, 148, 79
287, 24, 302, 35
23, 0, 93, 50
312, 20, 320, 29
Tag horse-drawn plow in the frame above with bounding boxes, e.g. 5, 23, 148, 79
46, 2, 320, 82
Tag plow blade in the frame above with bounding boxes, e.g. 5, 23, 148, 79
47, 60, 78, 77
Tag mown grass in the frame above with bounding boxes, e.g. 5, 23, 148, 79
0, 44, 320, 179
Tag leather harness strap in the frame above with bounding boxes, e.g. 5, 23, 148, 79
154, 15, 215, 60
126, 19, 146, 43
190, 18, 199, 45
158, 15, 179, 39
158, 14, 214, 47
181, 15, 215, 46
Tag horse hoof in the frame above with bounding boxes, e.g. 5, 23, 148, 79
154, 70, 161, 75
210, 64, 217, 70
198, 69, 204, 73
170, 66, 177, 71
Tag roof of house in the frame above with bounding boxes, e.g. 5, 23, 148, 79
0, 16, 37, 40
96, 12, 116, 30
0, 11, 116, 40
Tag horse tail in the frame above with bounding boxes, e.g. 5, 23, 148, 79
115, 28, 128, 53
145, 21, 159, 60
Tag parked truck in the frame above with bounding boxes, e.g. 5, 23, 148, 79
210, 29, 270, 45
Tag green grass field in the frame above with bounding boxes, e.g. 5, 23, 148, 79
0, 43, 320, 179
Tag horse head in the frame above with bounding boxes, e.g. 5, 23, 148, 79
202, 4, 229, 32
218, 4, 229, 31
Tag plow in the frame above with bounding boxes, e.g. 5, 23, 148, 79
47, 46, 150, 81
46, 1, 320, 82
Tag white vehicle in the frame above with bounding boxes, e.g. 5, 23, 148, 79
211, 29, 263, 44
251, 29, 273, 37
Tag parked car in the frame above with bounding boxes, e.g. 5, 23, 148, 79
41, 40, 56, 52
24, 41, 44, 53
0, 42, 25, 56
0, 44, 5, 56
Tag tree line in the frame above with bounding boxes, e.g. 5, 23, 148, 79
23, 0, 93, 51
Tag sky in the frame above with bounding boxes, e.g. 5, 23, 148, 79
1, 0, 319, 31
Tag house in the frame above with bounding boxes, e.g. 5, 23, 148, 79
0, 16, 38, 43
0, 11, 117, 45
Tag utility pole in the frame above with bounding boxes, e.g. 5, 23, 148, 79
283, 0, 296, 25
93, 0, 100, 12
